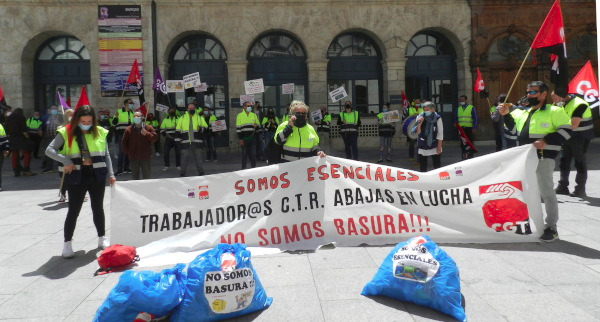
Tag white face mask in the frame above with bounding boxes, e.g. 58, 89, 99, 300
67, 117, 72, 122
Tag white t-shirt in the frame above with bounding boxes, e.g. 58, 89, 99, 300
418, 117, 444, 156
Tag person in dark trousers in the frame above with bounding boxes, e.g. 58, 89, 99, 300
253, 101, 265, 161
499, 81, 572, 242
112, 99, 134, 175
552, 91, 594, 198
455, 95, 478, 160
161, 106, 181, 171
45, 105, 116, 258
26, 111, 43, 158
337, 101, 361, 160
146, 113, 160, 157
490, 94, 507, 152
41, 106, 63, 173
0, 123, 10, 191
5, 108, 36, 176
415, 101, 443, 172
122, 111, 157, 180
236, 102, 259, 169
202, 106, 218, 162
176, 103, 208, 176
376, 102, 395, 162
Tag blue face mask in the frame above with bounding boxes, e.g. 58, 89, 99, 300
246, 107, 252, 113
78, 123, 92, 131
51, 110, 58, 115
133, 117, 142, 124
128, 104, 134, 109
424, 111, 432, 116
382, 108, 388, 112
203, 111, 209, 115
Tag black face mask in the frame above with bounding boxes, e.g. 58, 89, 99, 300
188, 110, 195, 115
527, 97, 540, 107
294, 114, 307, 128
169, 111, 176, 116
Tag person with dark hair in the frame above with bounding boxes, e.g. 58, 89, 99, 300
314, 106, 331, 154
262, 107, 279, 157
0, 123, 10, 191
490, 94, 507, 151
26, 111, 43, 158
552, 91, 594, 198
202, 106, 218, 162
455, 95, 477, 159
337, 101, 361, 160
415, 101, 443, 172
376, 102, 395, 162
253, 101, 265, 161
498, 81, 572, 242
112, 99, 134, 175
236, 102, 259, 169
161, 106, 181, 171
5, 108, 35, 176
122, 111, 157, 180
45, 105, 116, 258
176, 103, 208, 176
146, 112, 160, 157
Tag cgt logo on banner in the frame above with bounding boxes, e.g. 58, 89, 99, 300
110, 145, 544, 263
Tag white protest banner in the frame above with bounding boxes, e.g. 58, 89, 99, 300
166, 80, 184, 93
311, 109, 322, 123
244, 78, 264, 95
156, 103, 169, 113
111, 145, 543, 266
382, 110, 401, 123
282, 83, 295, 95
183, 72, 201, 89
329, 86, 348, 102
194, 82, 208, 93
211, 120, 227, 132
240, 94, 255, 106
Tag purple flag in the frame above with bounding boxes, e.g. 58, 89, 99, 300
153, 66, 167, 94
57, 91, 71, 112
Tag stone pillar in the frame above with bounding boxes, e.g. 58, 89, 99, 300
226, 60, 247, 150
307, 59, 328, 108
382, 57, 407, 105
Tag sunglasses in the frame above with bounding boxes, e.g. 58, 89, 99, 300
526, 90, 541, 95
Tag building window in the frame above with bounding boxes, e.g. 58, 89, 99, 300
247, 32, 307, 117
172, 37, 226, 60
34, 36, 90, 111
327, 33, 382, 114
568, 33, 597, 61
406, 33, 455, 57
487, 35, 530, 62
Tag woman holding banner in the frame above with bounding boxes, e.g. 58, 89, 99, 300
415, 101, 443, 172
45, 105, 116, 258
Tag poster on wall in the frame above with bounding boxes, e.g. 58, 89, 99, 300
282, 83, 295, 95
329, 86, 348, 102
194, 82, 208, 93
240, 94, 255, 106
98, 5, 143, 97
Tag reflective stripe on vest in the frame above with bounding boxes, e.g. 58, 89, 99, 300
376, 113, 395, 135
276, 123, 320, 161
457, 105, 474, 127
26, 118, 42, 132
176, 113, 207, 145
317, 114, 332, 132
236, 112, 258, 138
116, 109, 134, 131
160, 117, 179, 135
340, 111, 359, 133
514, 104, 572, 151
57, 127, 108, 183
564, 96, 594, 133
0, 125, 8, 147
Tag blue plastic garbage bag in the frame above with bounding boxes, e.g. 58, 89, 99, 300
361, 236, 466, 321
94, 263, 186, 322
171, 243, 272, 322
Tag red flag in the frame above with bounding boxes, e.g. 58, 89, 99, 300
0, 85, 7, 107
126, 59, 146, 107
531, 0, 568, 96
455, 123, 477, 153
473, 68, 485, 93
401, 90, 410, 110
568, 61, 600, 119
75, 86, 90, 110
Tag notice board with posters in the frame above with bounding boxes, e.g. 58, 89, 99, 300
98, 5, 143, 97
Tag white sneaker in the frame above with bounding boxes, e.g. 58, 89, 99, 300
155, 152, 160, 156
162, 166, 169, 171
176, 166, 181, 171
98, 236, 110, 249
62, 241, 74, 258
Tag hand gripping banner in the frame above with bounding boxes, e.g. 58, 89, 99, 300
111, 145, 543, 265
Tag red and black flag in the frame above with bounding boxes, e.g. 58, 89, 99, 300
473, 67, 489, 98
0, 85, 8, 109
126, 59, 147, 114
568, 61, 600, 119
531, 0, 568, 96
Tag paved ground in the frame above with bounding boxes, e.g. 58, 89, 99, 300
1, 140, 599, 321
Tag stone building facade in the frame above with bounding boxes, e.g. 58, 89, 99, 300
0, 0, 595, 149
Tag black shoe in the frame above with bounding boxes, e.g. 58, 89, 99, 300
555, 185, 570, 195
376, 159, 383, 163
386, 158, 392, 162
115, 171, 123, 176
569, 189, 587, 198
540, 228, 559, 242
124, 169, 132, 173
180, 173, 186, 177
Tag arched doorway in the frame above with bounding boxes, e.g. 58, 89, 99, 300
327, 32, 383, 114
34, 36, 90, 112
405, 31, 458, 139
169, 34, 229, 146
247, 32, 307, 117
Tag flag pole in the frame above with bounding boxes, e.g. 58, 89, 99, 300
503, 46, 533, 104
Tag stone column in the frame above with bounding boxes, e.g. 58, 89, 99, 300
226, 60, 247, 149
382, 57, 407, 105
306, 59, 328, 108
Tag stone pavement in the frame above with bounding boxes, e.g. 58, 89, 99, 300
0, 140, 599, 321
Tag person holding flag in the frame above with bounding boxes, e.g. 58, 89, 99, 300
498, 81, 572, 242
455, 95, 477, 160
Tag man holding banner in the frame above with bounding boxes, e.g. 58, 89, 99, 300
498, 81, 572, 242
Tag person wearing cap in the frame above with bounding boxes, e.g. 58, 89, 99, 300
122, 111, 157, 180
552, 91, 594, 198
415, 101, 443, 172
275, 100, 325, 161
498, 81, 572, 242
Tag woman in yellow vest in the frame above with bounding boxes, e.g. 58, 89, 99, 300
45, 105, 116, 258
275, 100, 325, 162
